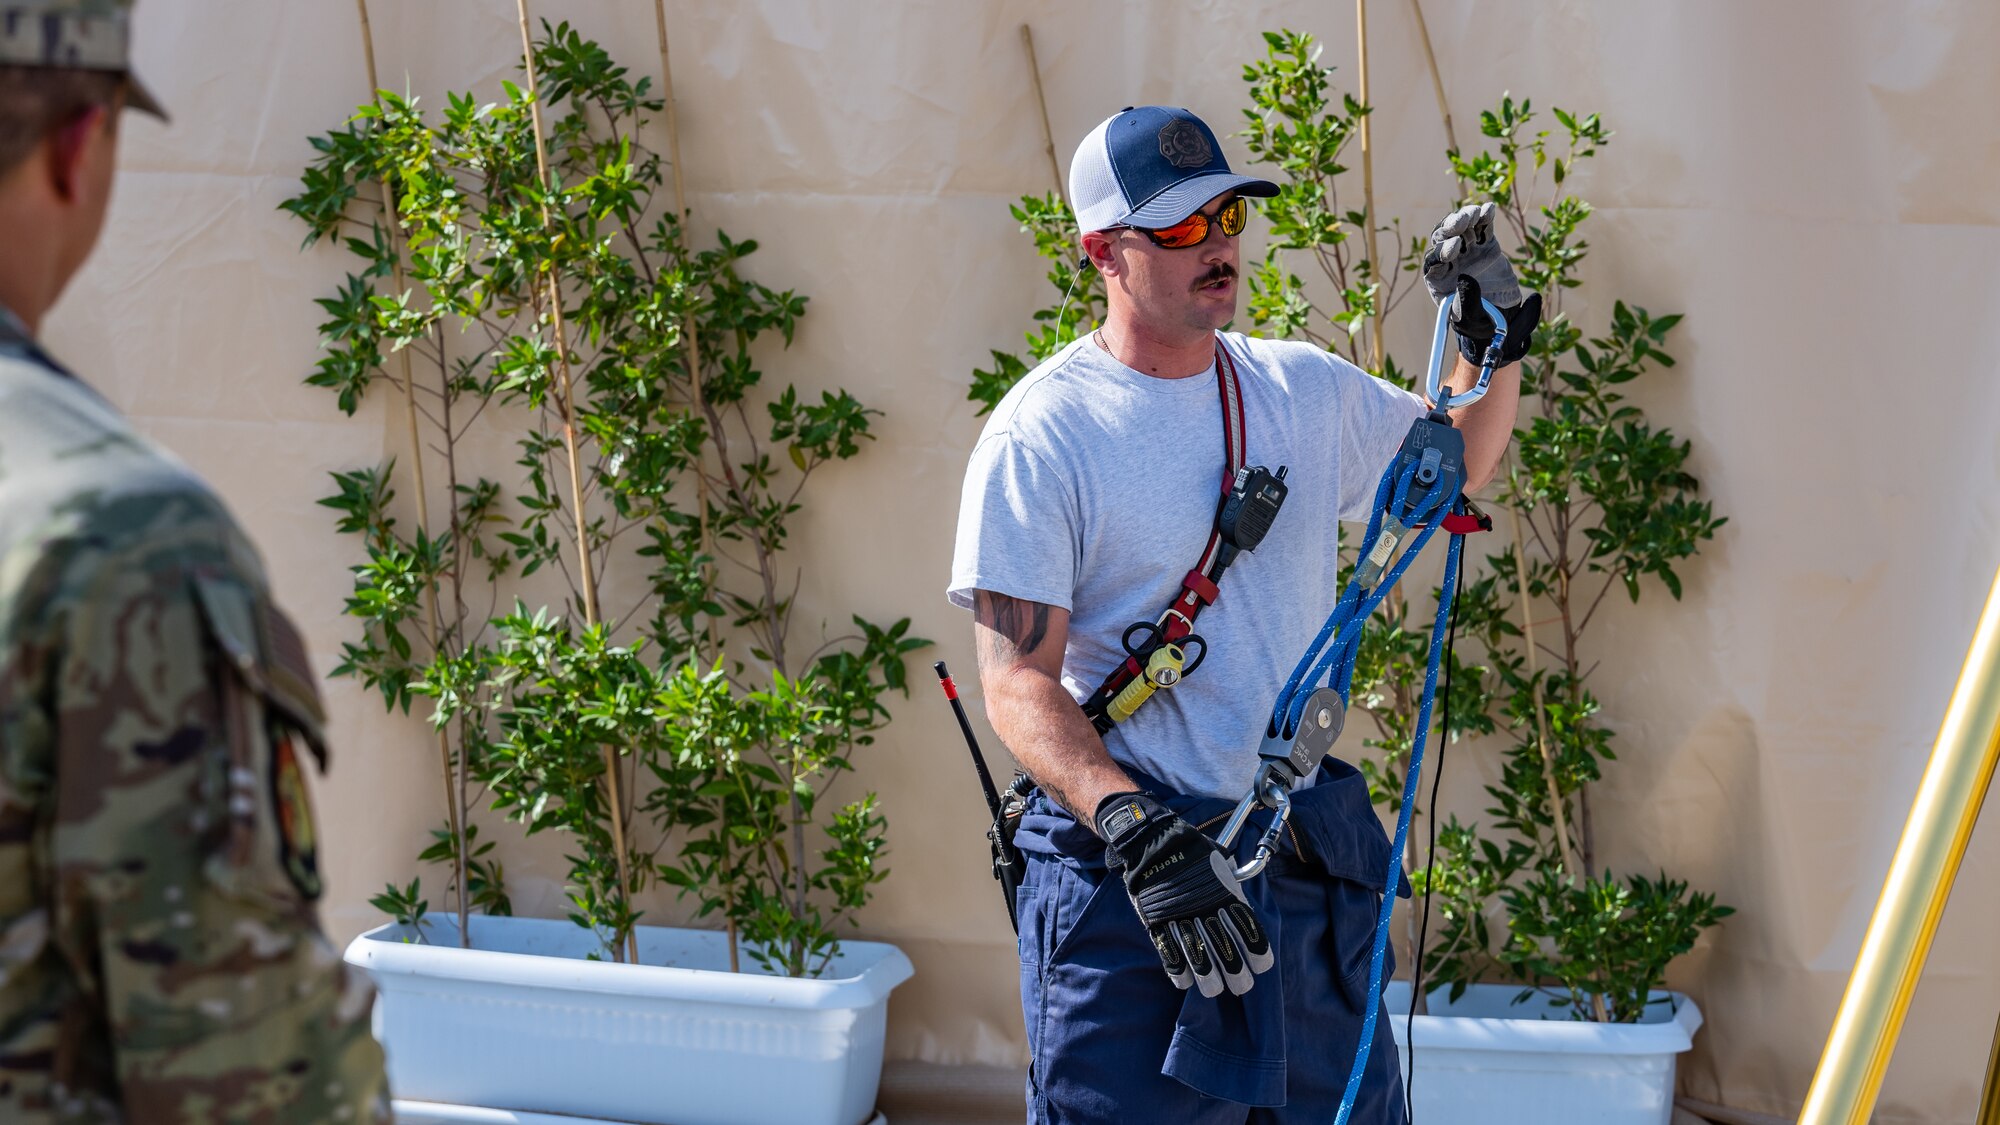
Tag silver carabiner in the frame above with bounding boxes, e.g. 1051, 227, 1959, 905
1425, 290, 1510, 411
1216, 763, 1293, 882
1220, 686, 1346, 882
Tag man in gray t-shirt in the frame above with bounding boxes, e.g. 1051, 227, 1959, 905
950, 106, 1537, 1122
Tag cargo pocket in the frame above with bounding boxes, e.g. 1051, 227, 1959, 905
1042, 859, 1117, 965
1015, 878, 1042, 966
1015, 874, 1043, 1111
1014, 858, 1087, 1120
1325, 873, 1391, 1013
1287, 761, 1404, 1014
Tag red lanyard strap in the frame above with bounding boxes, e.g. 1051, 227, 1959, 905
1081, 340, 1247, 734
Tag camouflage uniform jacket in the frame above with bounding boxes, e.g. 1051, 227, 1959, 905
0, 314, 390, 1123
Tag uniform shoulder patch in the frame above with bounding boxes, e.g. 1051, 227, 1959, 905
270, 731, 322, 900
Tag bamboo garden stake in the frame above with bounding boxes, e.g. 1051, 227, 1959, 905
1405, 0, 1462, 181
1980, 1013, 2000, 1125
1021, 25, 1067, 207
1507, 489, 1609, 1023
353, 0, 471, 948
1355, 0, 1383, 371
1353, 4, 1418, 966
1506, 499, 1585, 883
651, 0, 717, 652
650, 0, 740, 974
513, 0, 639, 965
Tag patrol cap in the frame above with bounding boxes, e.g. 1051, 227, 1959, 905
0, 0, 166, 119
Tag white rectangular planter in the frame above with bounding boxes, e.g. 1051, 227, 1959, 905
390, 1101, 885, 1125
345, 915, 913, 1125
1382, 983, 1702, 1125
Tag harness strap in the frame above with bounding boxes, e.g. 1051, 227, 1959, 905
1081, 339, 1245, 732
1177, 569, 1221, 609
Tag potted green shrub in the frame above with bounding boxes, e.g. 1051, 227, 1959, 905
975, 30, 1731, 1125
285, 22, 920, 1125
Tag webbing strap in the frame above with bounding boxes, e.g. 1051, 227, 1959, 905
1081, 339, 1245, 729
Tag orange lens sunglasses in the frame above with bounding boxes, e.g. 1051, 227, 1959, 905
1127, 196, 1249, 249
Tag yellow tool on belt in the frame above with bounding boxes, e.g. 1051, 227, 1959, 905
1089, 620, 1208, 730
1105, 642, 1192, 725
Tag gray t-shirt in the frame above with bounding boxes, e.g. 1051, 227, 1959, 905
948, 331, 1425, 799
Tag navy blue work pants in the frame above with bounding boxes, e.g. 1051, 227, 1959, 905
1014, 764, 1407, 1124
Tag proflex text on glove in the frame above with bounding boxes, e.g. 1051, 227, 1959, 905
1096, 791, 1276, 998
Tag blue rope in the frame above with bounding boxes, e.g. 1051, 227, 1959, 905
1332, 519, 1462, 1124
1268, 471, 1392, 730
1288, 513, 1438, 731
1269, 458, 1450, 737
1255, 439, 1471, 1123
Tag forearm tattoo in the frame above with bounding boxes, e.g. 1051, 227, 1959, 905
973, 590, 1108, 820
1039, 777, 1091, 824
974, 590, 1050, 667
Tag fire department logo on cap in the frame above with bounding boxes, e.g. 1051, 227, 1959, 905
1158, 119, 1214, 169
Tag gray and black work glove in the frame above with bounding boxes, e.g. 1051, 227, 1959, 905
1096, 791, 1275, 998
1422, 203, 1542, 367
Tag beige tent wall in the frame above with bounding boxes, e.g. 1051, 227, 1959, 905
41, 0, 2000, 1120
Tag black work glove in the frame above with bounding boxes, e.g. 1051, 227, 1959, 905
1422, 203, 1542, 367
1096, 791, 1275, 998
1447, 274, 1542, 367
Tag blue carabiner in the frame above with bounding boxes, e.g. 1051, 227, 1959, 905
1424, 290, 1510, 410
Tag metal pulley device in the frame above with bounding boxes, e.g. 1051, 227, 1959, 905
1215, 686, 1346, 881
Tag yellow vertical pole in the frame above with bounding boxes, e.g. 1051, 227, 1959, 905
651, 0, 717, 665
649, 0, 737, 972
1799, 567, 2000, 1124
1978, 1012, 2000, 1125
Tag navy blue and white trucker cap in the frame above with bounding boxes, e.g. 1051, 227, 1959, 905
1069, 106, 1279, 234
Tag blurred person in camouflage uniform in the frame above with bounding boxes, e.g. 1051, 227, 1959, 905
0, 2, 391, 1120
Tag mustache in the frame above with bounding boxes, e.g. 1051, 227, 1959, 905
1194, 264, 1237, 291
